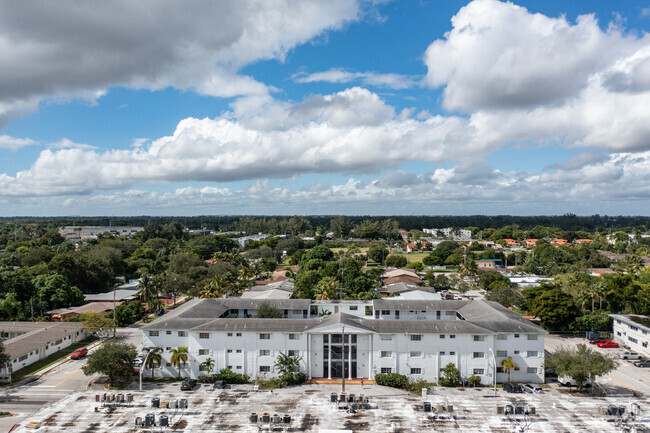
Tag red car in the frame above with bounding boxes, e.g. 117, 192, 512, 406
597, 341, 619, 348
70, 347, 88, 359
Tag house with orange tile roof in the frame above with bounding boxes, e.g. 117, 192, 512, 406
525, 239, 538, 246
551, 239, 568, 246
574, 239, 593, 245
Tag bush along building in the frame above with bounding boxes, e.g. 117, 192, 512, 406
142, 298, 546, 384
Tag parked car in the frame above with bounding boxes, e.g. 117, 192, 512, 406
544, 367, 557, 379
502, 382, 522, 393
181, 379, 198, 391
589, 338, 608, 345
633, 359, 650, 368
70, 347, 88, 360
558, 375, 591, 387
522, 383, 543, 394
597, 340, 619, 348
213, 380, 227, 390
619, 352, 643, 360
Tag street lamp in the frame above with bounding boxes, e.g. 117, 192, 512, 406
488, 348, 497, 396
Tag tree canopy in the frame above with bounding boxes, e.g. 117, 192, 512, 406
82, 342, 137, 385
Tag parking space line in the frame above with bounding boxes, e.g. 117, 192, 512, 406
55, 369, 82, 387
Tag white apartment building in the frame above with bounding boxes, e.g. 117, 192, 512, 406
610, 314, 650, 356
142, 298, 546, 385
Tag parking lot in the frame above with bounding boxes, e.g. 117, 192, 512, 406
7, 380, 649, 433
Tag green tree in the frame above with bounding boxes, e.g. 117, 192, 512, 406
546, 343, 618, 390
439, 362, 461, 387
143, 347, 163, 379
529, 287, 580, 331
385, 254, 407, 268
170, 346, 189, 378
79, 311, 115, 336
486, 286, 524, 309
82, 342, 137, 386
200, 357, 215, 375
367, 243, 389, 265
501, 357, 518, 382
254, 302, 284, 318
0, 340, 9, 367
274, 352, 302, 386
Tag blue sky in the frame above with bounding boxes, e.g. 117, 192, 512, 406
1, 0, 650, 216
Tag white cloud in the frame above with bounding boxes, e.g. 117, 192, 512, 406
0, 0, 365, 126
48, 138, 98, 150
0, 134, 36, 151
294, 68, 419, 89
423, 0, 648, 111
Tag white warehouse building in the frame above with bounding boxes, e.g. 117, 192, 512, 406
610, 314, 650, 356
142, 298, 546, 385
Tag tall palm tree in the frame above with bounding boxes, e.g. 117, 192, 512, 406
137, 274, 159, 303
143, 347, 162, 379
501, 357, 518, 382
200, 274, 233, 298
200, 357, 214, 375
170, 346, 189, 378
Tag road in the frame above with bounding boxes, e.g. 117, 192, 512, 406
0, 325, 142, 432
545, 334, 650, 397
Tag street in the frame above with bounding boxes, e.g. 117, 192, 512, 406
0, 325, 142, 432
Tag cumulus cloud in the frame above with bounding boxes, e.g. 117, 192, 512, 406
424, 0, 649, 111
0, 0, 364, 126
293, 68, 419, 89
0, 134, 36, 151
48, 138, 98, 150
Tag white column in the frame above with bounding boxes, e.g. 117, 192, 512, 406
368, 334, 373, 379
327, 334, 332, 380
307, 334, 312, 379
348, 337, 352, 380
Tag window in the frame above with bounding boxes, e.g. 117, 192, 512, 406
496, 367, 504, 373
166, 362, 171, 367
527, 367, 537, 374
380, 334, 393, 341
496, 350, 507, 357
629, 337, 638, 344
630, 325, 639, 331
260, 350, 271, 356
410, 351, 422, 358
449, 351, 455, 355
514, 334, 520, 338
259, 333, 270, 340
440, 351, 446, 355
199, 333, 210, 339
236, 333, 242, 337
496, 334, 507, 340
449, 335, 455, 339
617, 332, 622, 336
440, 335, 445, 339
236, 349, 242, 353
527, 334, 538, 341
19, 355, 28, 362
527, 351, 538, 358
289, 334, 300, 340
260, 366, 271, 373
472, 352, 485, 359
644, 342, 648, 348
349, 306, 358, 311
410, 334, 422, 341
149, 331, 159, 337
166, 330, 172, 335
381, 310, 390, 315
473, 335, 485, 342
514, 350, 520, 354
473, 368, 485, 375
199, 364, 207, 371
198, 349, 210, 356
227, 333, 233, 337
178, 331, 187, 337
381, 367, 392, 374
166, 347, 171, 351
227, 349, 233, 353
365, 306, 373, 316
381, 351, 392, 358
288, 350, 298, 357
410, 368, 422, 375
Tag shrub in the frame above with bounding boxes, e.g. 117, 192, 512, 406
198, 368, 250, 384
438, 363, 461, 387
468, 375, 482, 387
406, 377, 434, 394
374, 373, 409, 389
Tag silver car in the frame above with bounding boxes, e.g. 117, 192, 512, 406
522, 383, 543, 394
619, 352, 643, 360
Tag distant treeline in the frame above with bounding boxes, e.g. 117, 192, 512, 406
0, 214, 649, 233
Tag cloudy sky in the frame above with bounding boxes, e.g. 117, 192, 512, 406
1, 0, 650, 216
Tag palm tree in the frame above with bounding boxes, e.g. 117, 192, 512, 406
314, 277, 338, 301
200, 357, 215, 375
170, 346, 189, 378
200, 274, 233, 298
143, 347, 162, 379
501, 357, 518, 382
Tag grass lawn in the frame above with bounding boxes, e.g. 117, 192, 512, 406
9, 336, 99, 383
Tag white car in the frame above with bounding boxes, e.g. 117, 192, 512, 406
618, 352, 643, 360
558, 375, 591, 387
522, 383, 543, 393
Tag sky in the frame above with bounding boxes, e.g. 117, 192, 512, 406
1, 0, 650, 216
